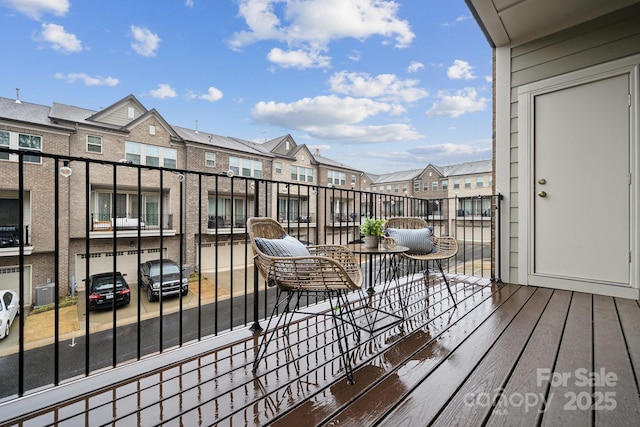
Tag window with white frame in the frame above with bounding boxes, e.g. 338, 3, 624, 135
277, 196, 309, 221
146, 145, 160, 166
0, 131, 42, 163
459, 197, 491, 216
208, 196, 251, 226
291, 166, 313, 182
0, 130, 9, 160
327, 170, 346, 186
125, 141, 176, 168
414, 182, 420, 192
465, 178, 472, 188
477, 176, 484, 187
19, 133, 42, 163
229, 156, 262, 178
274, 161, 282, 174
423, 182, 429, 191
205, 152, 216, 168
453, 179, 460, 189
87, 135, 102, 153
394, 184, 399, 193
432, 181, 438, 191
95, 191, 161, 226
442, 179, 448, 190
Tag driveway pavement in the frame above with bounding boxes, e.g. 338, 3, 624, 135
0, 268, 255, 356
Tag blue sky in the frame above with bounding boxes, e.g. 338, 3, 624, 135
1, 0, 492, 174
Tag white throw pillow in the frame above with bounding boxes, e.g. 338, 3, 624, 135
385, 227, 435, 254
255, 235, 310, 257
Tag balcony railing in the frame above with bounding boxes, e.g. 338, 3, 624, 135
90, 213, 173, 231
0, 225, 29, 247
0, 149, 502, 402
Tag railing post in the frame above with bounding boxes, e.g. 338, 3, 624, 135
492, 193, 504, 283
250, 179, 263, 333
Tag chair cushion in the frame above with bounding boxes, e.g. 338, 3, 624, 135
385, 227, 435, 254
255, 235, 311, 257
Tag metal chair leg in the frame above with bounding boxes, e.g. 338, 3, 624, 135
329, 290, 355, 385
252, 290, 295, 373
436, 259, 457, 306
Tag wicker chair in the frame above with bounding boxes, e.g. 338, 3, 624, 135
247, 217, 363, 384
384, 217, 458, 305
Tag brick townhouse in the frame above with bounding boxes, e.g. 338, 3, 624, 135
0, 93, 491, 306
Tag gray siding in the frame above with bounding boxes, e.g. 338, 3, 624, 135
507, 3, 640, 280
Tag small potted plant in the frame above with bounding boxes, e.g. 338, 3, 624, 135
360, 217, 385, 248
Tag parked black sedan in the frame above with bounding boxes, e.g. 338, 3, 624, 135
85, 272, 131, 310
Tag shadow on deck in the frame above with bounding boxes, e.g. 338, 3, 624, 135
1, 273, 639, 426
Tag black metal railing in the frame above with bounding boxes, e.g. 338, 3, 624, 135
0, 225, 29, 247
0, 147, 502, 401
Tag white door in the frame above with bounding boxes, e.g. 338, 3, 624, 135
531, 73, 630, 288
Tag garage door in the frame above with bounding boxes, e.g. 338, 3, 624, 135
198, 241, 252, 272
0, 265, 32, 307
75, 248, 167, 289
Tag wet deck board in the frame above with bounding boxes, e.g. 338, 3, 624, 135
1, 278, 639, 427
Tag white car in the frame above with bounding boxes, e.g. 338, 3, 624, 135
0, 289, 20, 339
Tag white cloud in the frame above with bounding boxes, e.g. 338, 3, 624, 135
408, 141, 492, 161
407, 61, 424, 73
149, 83, 177, 99
442, 15, 472, 27
54, 72, 119, 86
251, 94, 421, 143
267, 47, 330, 69
229, 0, 414, 68
348, 50, 361, 61
2, 0, 69, 20
185, 0, 194, 7
447, 59, 475, 80
190, 86, 224, 102
328, 71, 428, 103
307, 123, 421, 143
426, 88, 487, 118
130, 25, 161, 57
37, 23, 82, 54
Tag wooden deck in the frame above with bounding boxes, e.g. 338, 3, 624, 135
1, 274, 639, 426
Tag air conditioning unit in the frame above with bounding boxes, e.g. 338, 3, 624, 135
35, 282, 56, 308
